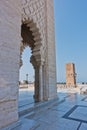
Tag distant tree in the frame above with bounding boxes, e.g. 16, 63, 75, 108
23, 80, 28, 84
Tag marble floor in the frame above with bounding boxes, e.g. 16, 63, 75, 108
18, 88, 87, 130
19, 88, 34, 108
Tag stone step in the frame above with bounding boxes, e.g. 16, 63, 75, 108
19, 97, 65, 118
17, 119, 39, 130
1, 119, 39, 130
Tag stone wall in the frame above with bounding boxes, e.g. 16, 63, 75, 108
21, 0, 57, 100
0, 0, 21, 128
21, 0, 47, 59
0, 0, 57, 128
46, 0, 57, 99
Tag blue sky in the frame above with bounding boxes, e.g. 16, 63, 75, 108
20, 0, 87, 83
54, 0, 87, 82
19, 47, 34, 82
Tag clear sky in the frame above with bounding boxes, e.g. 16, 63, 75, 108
54, 0, 87, 83
20, 0, 87, 83
19, 47, 34, 82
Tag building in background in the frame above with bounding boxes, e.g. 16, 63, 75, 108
66, 63, 76, 87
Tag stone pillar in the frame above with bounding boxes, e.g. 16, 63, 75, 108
39, 64, 44, 101
31, 56, 45, 102
33, 64, 44, 102
34, 66, 39, 102
46, 0, 57, 99
0, 0, 21, 129
43, 64, 48, 101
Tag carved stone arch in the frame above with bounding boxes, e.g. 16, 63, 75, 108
20, 18, 42, 66
21, 0, 49, 102
20, 18, 45, 102
21, 0, 47, 63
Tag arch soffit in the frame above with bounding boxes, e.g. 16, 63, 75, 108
20, 18, 42, 67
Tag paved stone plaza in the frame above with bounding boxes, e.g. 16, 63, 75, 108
18, 88, 87, 130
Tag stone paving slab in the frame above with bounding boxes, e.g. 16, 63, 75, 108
69, 106, 87, 123
34, 113, 80, 130
79, 123, 87, 130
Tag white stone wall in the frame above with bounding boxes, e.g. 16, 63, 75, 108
0, 0, 57, 128
0, 0, 21, 128
46, 0, 57, 99
21, 0, 57, 100
21, 0, 47, 60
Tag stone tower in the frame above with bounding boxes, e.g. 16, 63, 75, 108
0, 0, 57, 129
66, 63, 76, 87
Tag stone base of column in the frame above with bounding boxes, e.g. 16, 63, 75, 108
48, 95, 58, 101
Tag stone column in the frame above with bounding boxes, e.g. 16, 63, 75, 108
43, 64, 48, 101
31, 56, 45, 102
34, 64, 44, 102
39, 64, 44, 101
34, 66, 39, 102
46, 0, 57, 99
